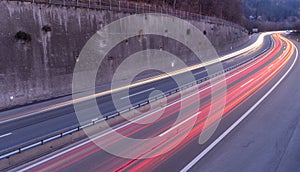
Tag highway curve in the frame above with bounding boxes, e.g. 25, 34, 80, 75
11, 33, 297, 172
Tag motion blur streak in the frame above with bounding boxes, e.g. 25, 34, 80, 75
21, 33, 295, 172
0, 32, 270, 124
126, 34, 294, 172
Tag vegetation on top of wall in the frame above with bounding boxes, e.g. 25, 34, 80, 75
126, 0, 244, 24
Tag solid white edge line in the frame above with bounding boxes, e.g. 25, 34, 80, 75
18, 36, 277, 172
180, 40, 298, 172
1, 33, 270, 125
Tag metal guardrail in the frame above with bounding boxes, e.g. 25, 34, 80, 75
6, 0, 248, 32
0, 0, 253, 160
0, 45, 271, 160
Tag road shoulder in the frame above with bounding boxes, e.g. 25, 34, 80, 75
189, 38, 300, 172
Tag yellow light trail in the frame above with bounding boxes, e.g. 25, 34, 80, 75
0, 32, 275, 123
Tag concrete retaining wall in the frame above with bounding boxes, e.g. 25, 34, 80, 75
0, 1, 249, 110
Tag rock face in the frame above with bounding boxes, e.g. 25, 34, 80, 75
0, 1, 249, 110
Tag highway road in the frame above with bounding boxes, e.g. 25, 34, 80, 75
187, 39, 300, 172
6, 32, 297, 171
0, 33, 269, 152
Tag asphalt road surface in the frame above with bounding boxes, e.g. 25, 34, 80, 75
187, 39, 300, 172
9, 32, 297, 172
0, 33, 270, 152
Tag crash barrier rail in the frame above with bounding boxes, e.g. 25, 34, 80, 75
0, 46, 271, 160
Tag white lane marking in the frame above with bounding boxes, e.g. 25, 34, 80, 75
120, 88, 155, 100
159, 112, 201, 137
194, 71, 206, 75
0, 133, 12, 138
180, 41, 298, 172
268, 64, 274, 69
18, 39, 276, 171
241, 78, 254, 88
1, 34, 271, 125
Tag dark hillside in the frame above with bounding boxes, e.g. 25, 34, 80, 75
128, 0, 244, 24
242, 0, 300, 31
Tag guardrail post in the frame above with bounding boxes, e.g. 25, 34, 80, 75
109, 0, 112, 10
119, 1, 121, 11
76, 0, 78, 6
89, 0, 91, 8
63, 0, 65, 6
100, 0, 101, 9
135, 3, 137, 13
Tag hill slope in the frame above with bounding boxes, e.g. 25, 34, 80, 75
130, 0, 244, 24
241, 0, 300, 31
242, 0, 300, 22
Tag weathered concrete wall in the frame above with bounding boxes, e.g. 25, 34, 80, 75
0, 1, 249, 110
